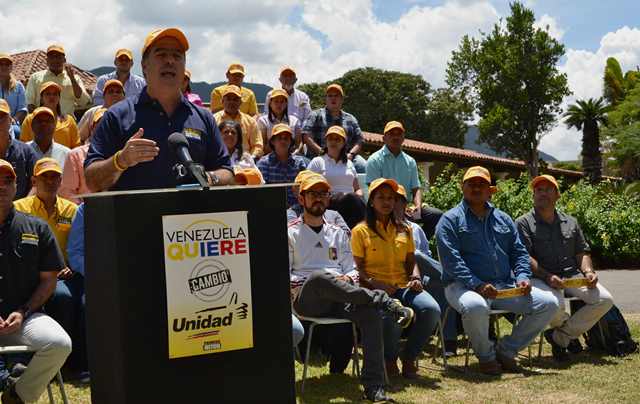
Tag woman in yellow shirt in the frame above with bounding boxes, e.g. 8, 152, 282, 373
352, 178, 441, 379
20, 81, 80, 148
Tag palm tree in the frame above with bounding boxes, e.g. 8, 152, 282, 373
564, 97, 611, 183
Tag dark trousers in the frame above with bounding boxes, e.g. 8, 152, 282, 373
418, 207, 443, 240
330, 193, 366, 229
294, 271, 389, 388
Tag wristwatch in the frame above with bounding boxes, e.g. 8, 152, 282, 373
18, 305, 32, 319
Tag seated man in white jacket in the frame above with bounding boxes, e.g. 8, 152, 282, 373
289, 173, 412, 402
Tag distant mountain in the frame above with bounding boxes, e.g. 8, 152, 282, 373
464, 126, 558, 162
89, 66, 272, 109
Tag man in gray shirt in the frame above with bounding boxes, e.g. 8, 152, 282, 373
516, 175, 614, 362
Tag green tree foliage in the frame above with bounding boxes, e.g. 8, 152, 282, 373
602, 85, 640, 180
298, 68, 470, 147
563, 98, 611, 183
446, 1, 571, 177
603, 57, 640, 105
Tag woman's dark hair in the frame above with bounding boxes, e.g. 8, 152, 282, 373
218, 120, 243, 160
365, 185, 407, 240
322, 129, 348, 163
268, 96, 290, 125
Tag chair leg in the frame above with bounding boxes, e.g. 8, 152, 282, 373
300, 323, 316, 396
464, 337, 471, 371
351, 323, 360, 378
47, 383, 55, 404
538, 331, 544, 359
57, 370, 69, 404
435, 318, 448, 369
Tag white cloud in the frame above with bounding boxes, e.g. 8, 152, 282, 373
539, 26, 640, 161
534, 14, 565, 41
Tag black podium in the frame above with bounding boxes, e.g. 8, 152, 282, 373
84, 185, 295, 404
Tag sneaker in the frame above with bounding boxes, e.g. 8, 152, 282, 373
1, 381, 24, 404
495, 350, 520, 373
544, 329, 569, 362
77, 371, 91, 384
478, 360, 502, 376
385, 360, 400, 377
363, 385, 394, 403
567, 339, 584, 354
444, 340, 458, 357
9, 364, 26, 379
387, 299, 414, 328
401, 359, 419, 379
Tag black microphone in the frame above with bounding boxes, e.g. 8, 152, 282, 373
167, 132, 209, 190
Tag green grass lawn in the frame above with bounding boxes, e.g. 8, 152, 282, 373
38, 315, 640, 403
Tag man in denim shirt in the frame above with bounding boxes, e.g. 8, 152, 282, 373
436, 166, 558, 375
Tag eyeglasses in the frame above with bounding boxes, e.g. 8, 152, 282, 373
304, 190, 330, 199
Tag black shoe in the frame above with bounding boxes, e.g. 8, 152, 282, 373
9, 364, 26, 379
444, 340, 458, 357
544, 329, 569, 362
567, 339, 583, 354
2, 380, 25, 404
363, 385, 394, 403
387, 299, 414, 329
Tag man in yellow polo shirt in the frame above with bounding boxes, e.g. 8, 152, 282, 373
209, 63, 258, 116
13, 157, 88, 380
213, 85, 263, 160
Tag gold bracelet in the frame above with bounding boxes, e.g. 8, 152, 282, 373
113, 151, 127, 171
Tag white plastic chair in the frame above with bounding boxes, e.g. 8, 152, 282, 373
0, 345, 69, 404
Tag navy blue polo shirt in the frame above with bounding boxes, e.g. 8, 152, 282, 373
3, 138, 38, 199
85, 88, 232, 191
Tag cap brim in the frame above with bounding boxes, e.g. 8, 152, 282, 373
35, 167, 62, 176
228, 69, 244, 75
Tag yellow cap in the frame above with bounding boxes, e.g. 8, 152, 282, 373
0, 53, 12, 63
0, 99, 10, 115
270, 88, 288, 100
32, 107, 55, 120
0, 159, 16, 179
300, 174, 331, 192
115, 48, 133, 60
46, 44, 65, 55
39, 81, 62, 95
92, 108, 108, 125
384, 121, 405, 135
396, 184, 408, 201
368, 178, 399, 195
222, 85, 242, 98
142, 28, 189, 56
271, 123, 293, 138
227, 63, 245, 75
234, 168, 262, 185
280, 66, 296, 75
326, 83, 344, 96
530, 174, 559, 192
294, 170, 317, 185
463, 166, 491, 184
33, 158, 62, 176
325, 125, 346, 140
103, 79, 124, 93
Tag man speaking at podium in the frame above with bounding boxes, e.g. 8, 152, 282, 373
85, 28, 233, 191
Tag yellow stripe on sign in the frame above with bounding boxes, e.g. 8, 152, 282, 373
495, 287, 526, 299
563, 278, 589, 288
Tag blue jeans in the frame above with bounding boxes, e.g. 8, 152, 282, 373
445, 281, 559, 362
382, 288, 441, 362
292, 315, 304, 347
416, 251, 458, 342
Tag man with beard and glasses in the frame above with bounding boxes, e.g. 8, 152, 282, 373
289, 173, 413, 402
85, 28, 232, 191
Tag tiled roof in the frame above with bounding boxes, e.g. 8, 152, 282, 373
362, 131, 585, 178
10, 50, 97, 92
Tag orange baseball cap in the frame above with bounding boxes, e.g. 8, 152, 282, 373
368, 178, 399, 195
384, 121, 405, 135
530, 174, 559, 192
0, 99, 10, 115
396, 184, 408, 201
92, 108, 108, 126
222, 85, 242, 98
294, 170, 317, 185
0, 159, 16, 179
115, 48, 133, 60
463, 166, 492, 184
325, 125, 346, 140
39, 81, 62, 95
46, 44, 65, 55
33, 158, 62, 176
142, 28, 189, 55
326, 83, 344, 96
300, 174, 331, 192
280, 66, 296, 76
0, 53, 12, 63
227, 63, 245, 75
270, 89, 288, 100
234, 168, 262, 185
103, 79, 124, 93
271, 123, 293, 139
32, 107, 55, 120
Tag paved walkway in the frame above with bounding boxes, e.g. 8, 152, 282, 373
597, 269, 639, 313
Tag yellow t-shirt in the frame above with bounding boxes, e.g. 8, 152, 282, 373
209, 84, 258, 116
351, 220, 415, 287
14, 196, 78, 262
213, 110, 263, 158
20, 113, 81, 149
